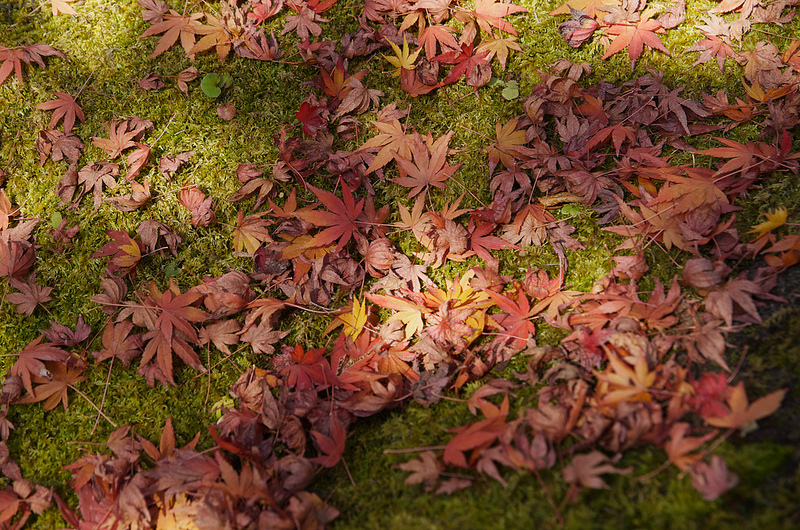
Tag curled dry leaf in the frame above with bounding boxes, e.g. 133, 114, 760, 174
138, 73, 164, 90
108, 180, 151, 212
178, 184, 215, 227
176, 66, 201, 95
158, 151, 194, 179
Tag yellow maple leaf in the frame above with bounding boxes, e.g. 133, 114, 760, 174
383, 37, 420, 77
325, 298, 369, 339
748, 207, 787, 239
594, 349, 657, 406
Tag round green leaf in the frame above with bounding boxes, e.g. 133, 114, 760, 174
501, 81, 519, 100
201, 73, 222, 98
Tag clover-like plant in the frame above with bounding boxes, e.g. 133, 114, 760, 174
200, 73, 233, 98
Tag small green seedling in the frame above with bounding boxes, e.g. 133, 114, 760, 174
201, 73, 234, 98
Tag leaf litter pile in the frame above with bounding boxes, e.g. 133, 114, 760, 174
1, 0, 799, 526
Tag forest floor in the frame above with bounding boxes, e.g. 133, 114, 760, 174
0, 0, 799, 528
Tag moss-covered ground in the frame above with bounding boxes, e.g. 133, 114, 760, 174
0, 0, 798, 527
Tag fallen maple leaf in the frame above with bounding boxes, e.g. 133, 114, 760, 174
0, 43, 65, 87
179, 184, 215, 227
91, 321, 142, 366
748, 207, 787, 238
602, 15, 670, 70
443, 409, 508, 468
393, 132, 462, 199
50, 0, 77, 16
690, 455, 739, 500
397, 451, 443, 491
470, 0, 527, 36
325, 298, 368, 339
7, 274, 53, 316
297, 183, 365, 253
563, 451, 632, 503
138, 9, 204, 58
35, 93, 85, 133
138, 280, 209, 386
310, 417, 347, 468
550, 0, 620, 18
358, 119, 414, 174
232, 210, 272, 253
685, 35, 739, 72
486, 117, 527, 173
704, 381, 786, 434
19, 363, 84, 411
383, 37, 421, 76
37, 129, 83, 165
275, 344, 334, 390
664, 422, 717, 471
281, 6, 327, 40
125, 142, 151, 181
91, 230, 144, 276
11, 337, 69, 395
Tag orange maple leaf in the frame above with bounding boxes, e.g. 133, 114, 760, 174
602, 15, 670, 69
297, 183, 365, 253
139, 9, 204, 59
393, 132, 462, 199
704, 382, 786, 434
470, 0, 528, 36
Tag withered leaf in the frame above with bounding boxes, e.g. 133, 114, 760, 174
138, 72, 164, 90
158, 151, 194, 180
77, 162, 119, 210
91, 276, 128, 315
125, 142, 151, 181
199, 320, 242, 355
138, 220, 181, 256
37, 129, 84, 165
35, 92, 85, 133
7, 273, 53, 316
108, 180, 151, 212
179, 184, 215, 227
176, 66, 201, 95
41, 315, 90, 347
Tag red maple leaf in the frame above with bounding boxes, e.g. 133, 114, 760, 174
295, 101, 328, 136
310, 417, 347, 468
297, 183, 365, 253
400, 67, 439, 97
34, 92, 85, 133
486, 284, 538, 348
470, 0, 528, 36
275, 344, 334, 390
468, 220, 518, 265
443, 398, 509, 468
435, 44, 490, 86
11, 337, 70, 394
91, 230, 144, 276
138, 280, 209, 386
